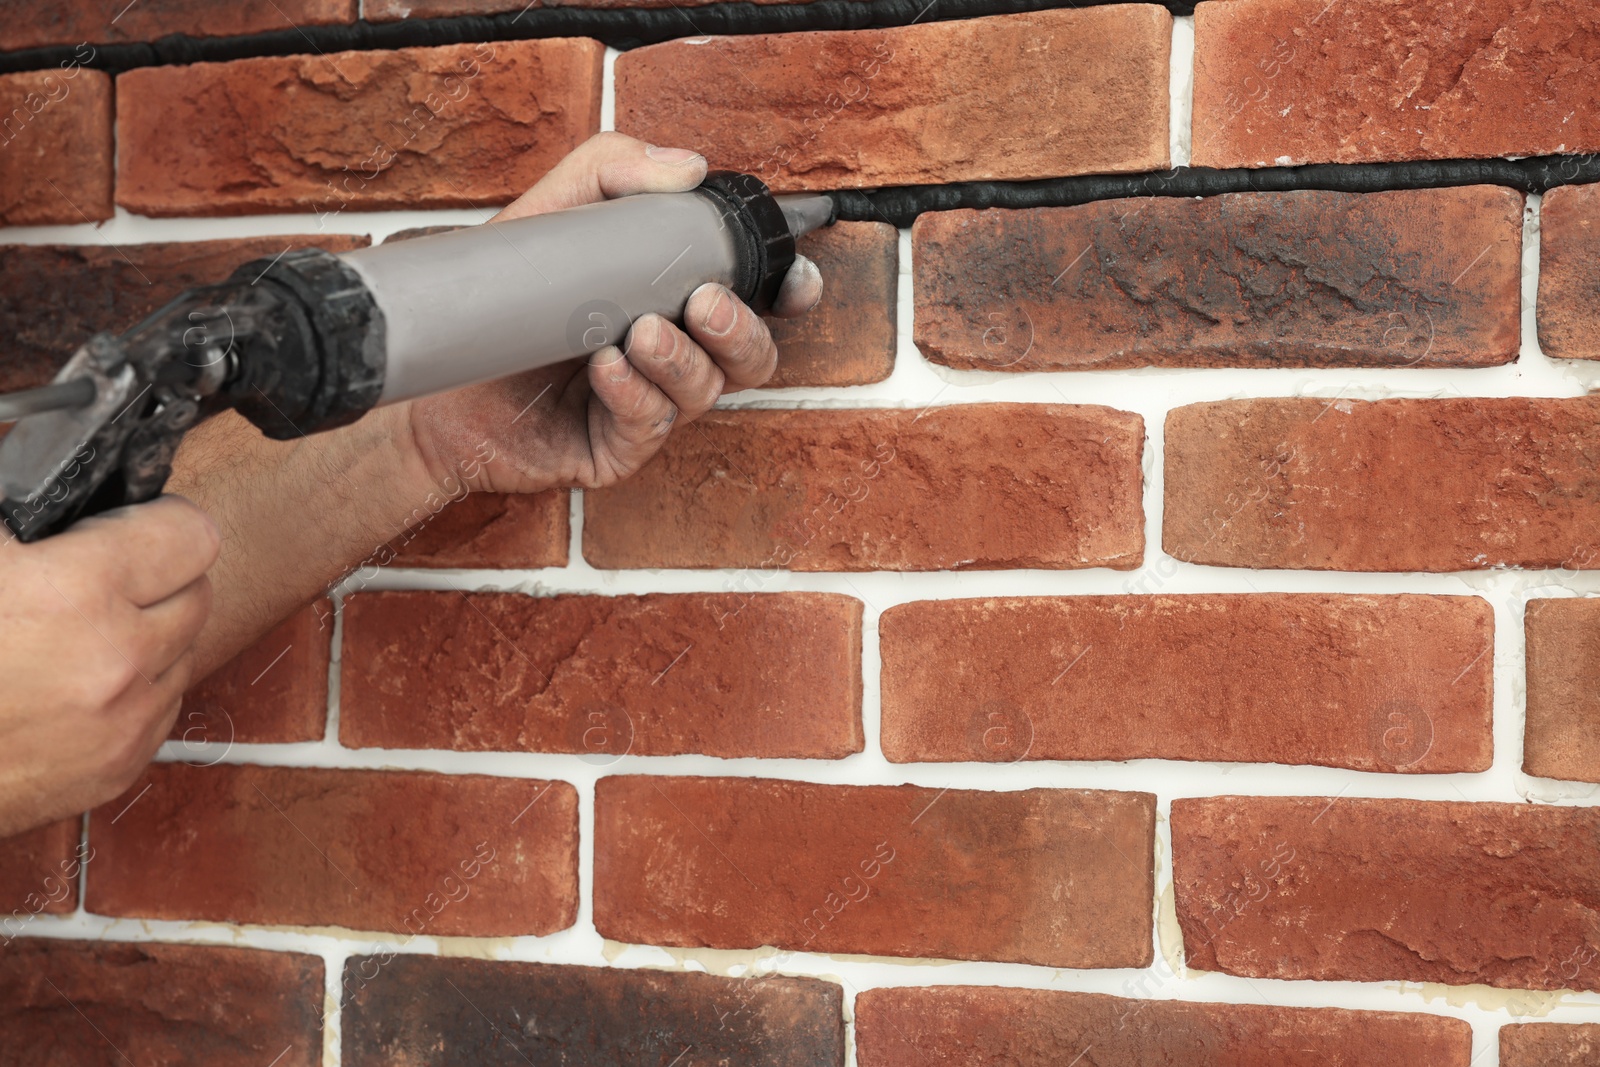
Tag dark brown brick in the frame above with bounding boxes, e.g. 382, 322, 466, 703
1172, 796, 1600, 991
857, 985, 1472, 1067
767, 221, 897, 387
177, 600, 331, 745
0, 235, 370, 393
1525, 598, 1600, 783
388, 491, 569, 569
0, 68, 112, 226
0, 1, 355, 50
340, 590, 862, 757
342, 956, 844, 1066
0, 939, 322, 1067
615, 8, 1171, 191
1538, 183, 1600, 361
0, 820, 82, 926
1164, 396, 1600, 571
881, 594, 1493, 772
89, 764, 578, 936
914, 188, 1522, 370
594, 776, 1155, 968
116, 40, 604, 216
583, 404, 1145, 571
1192, 0, 1600, 168
1502, 1022, 1600, 1066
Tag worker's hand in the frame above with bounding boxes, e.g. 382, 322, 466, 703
404, 132, 824, 494
0, 497, 218, 838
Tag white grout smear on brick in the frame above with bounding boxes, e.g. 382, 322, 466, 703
1169, 15, 1195, 168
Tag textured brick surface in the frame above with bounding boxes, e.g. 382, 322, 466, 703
0, 235, 370, 393
1525, 598, 1600, 783
1172, 796, 1600, 991
1192, 0, 1600, 167
1502, 1023, 1600, 1066
0, 69, 112, 226
913, 188, 1522, 370
584, 405, 1145, 571
615, 7, 1171, 191
90, 764, 578, 936
389, 491, 570, 569
0, 819, 81, 922
341, 591, 863, 757
1165, 396, 1600, 571
0, 0, 354, 50
178, 600, 331, 745
117, 40, 604, 216
342, 956, 844, 1066
1538, 183, 1600, 360
0, 940, 322, 1067
857, 986, 1472, 1067
767, 221, 897, 388
881, 594, 1493, 772
594, 776, 1155, 967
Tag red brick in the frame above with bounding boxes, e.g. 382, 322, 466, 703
857, 986, 1472, 1067
913, 188, 1522, 371
89, 764, 578, 936
1538, 183, 1600, 360
0, 939, 322, 1066
0, 69, 111, 226
1172, 796, 1600, 991
0, 820, 82, 924
116, 40, 604, 217
881, 594, 1493, 772
0, 234, 370, 393
767, 221, 897, 388
0, 1, 354, 50
594, 776, 1155, 967
1193, 0, 1600, 168
1502, 1023, 1600, 1066
177, 600, 331, 746
342, 956, 844, 1066
583, 404, 1145, 571
1164, 396, 1600, 571
1524, 598, 1600, 782
388, 491, 569, 569
615, 8, 1171, 192
342, 591, 861, 757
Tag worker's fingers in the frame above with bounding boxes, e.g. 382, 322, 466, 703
128, 575, 212, 679
494, 133, 708, 222
100, 650, 196, 792
49, 495, 221, 608
682, 283, 780, 392
585, 342, 681, 479
770, 255, 824, 319
622, 315, 728, 424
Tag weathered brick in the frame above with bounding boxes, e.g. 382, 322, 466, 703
1193, 0, 1600, 168
767, 221, 897, 387
594, 776, 1155, 967
0, 940, 322, 1066
1538, 183, 1600, 361
89, 764, 578, 936
584, 404, 1144, 571
856, 985, 1472, 1067
342, 956, 844, 1066
176, 600, 330, 746
1164, 396, 1600, 571
0, 235, 370, 393
0, 820, 82, 924
881, 594, 1492, 772
1172, 796, 1600, 991
0, 0, 354, 50
340, 590, 862, 757
0, 68, 111, 226
389, 491, 570, 569
1502, 1022, 1600, 1066
615, 8, 1171, 191
913, 188, 1522, 370
1525, 598, 1600, 783
116, 40, 604, 216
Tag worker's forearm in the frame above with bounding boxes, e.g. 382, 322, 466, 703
166, 403, 442, 679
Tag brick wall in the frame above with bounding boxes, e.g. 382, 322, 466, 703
3, 1, 1600, 1064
